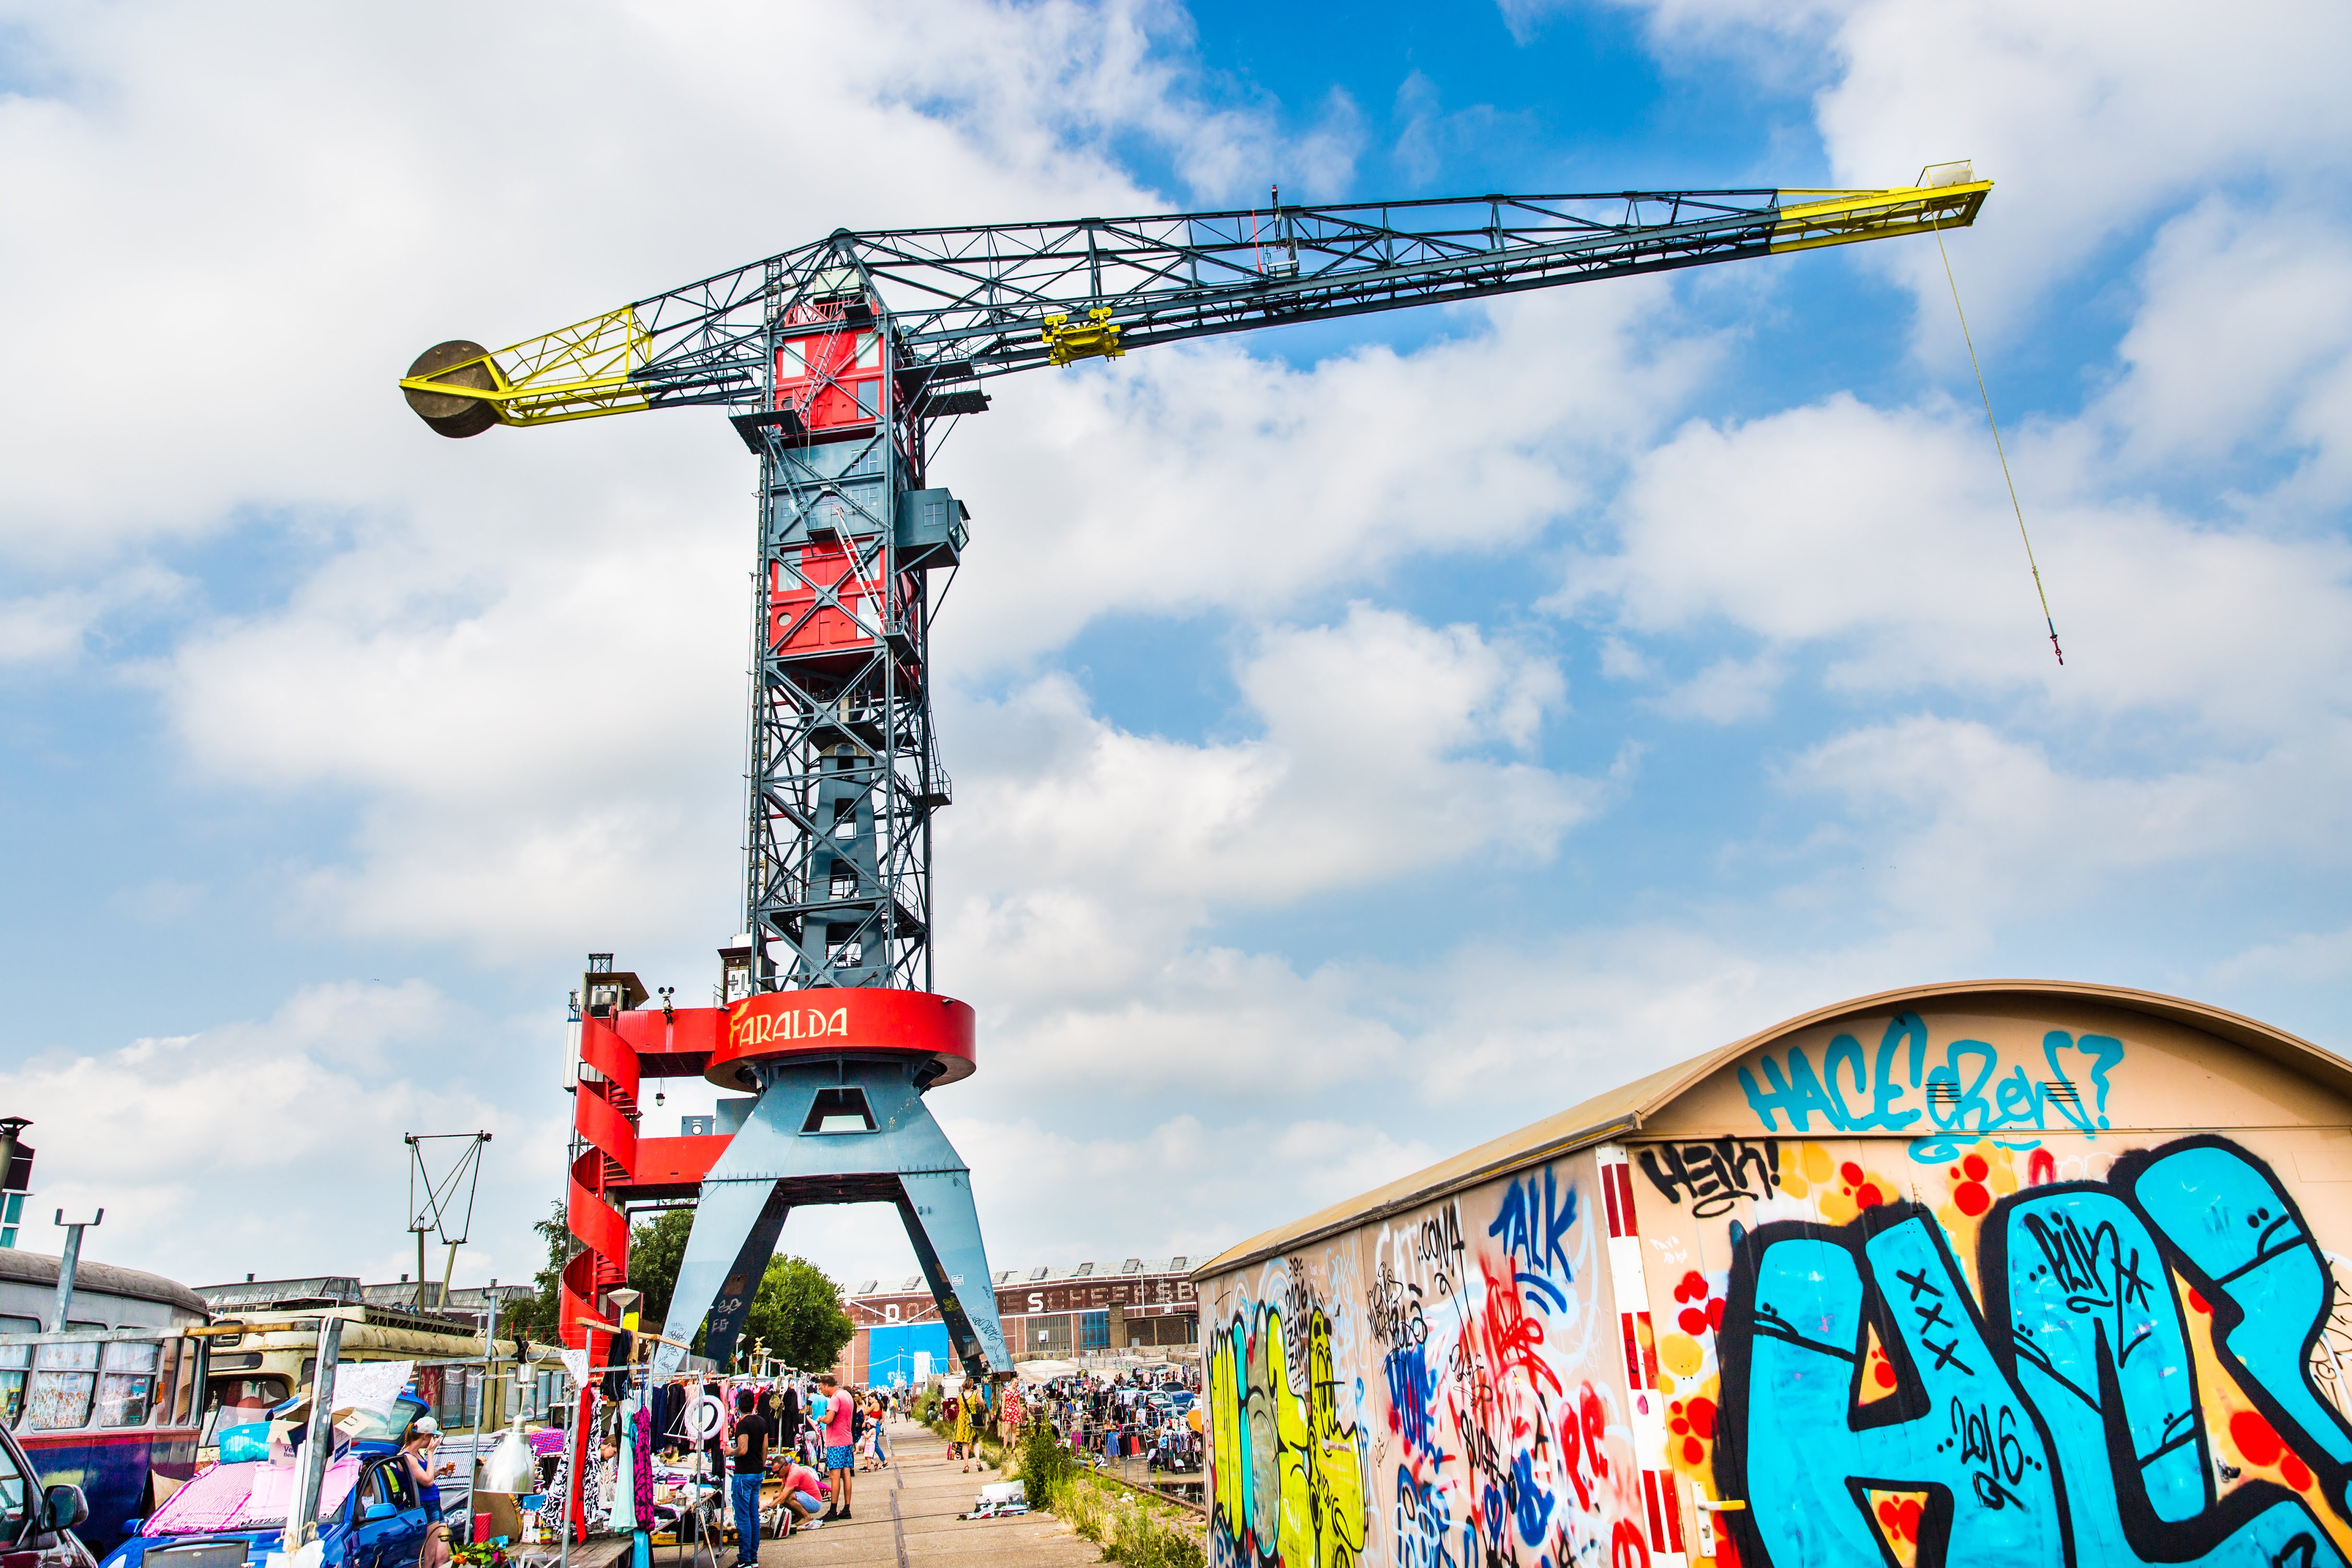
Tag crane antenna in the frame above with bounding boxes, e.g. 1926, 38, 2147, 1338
1934, 219, 2063, 666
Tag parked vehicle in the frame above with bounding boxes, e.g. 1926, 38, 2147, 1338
0, 1327, 211, 1553
193, 1290, 558, 1461
101, 1396, 433, 1568
0, 1415, 98, 1568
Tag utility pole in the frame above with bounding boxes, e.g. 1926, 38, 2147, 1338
406, 1131, 492, 1310
48, 1209, 101, 1332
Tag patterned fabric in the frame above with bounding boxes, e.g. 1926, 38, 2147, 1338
633, 1401, 655, 1532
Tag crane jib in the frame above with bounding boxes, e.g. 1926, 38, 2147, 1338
397, 173, 1988, 432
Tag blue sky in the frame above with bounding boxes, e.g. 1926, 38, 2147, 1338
4, 0, 2351, 1296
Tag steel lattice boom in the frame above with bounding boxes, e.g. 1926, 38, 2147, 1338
401, 171, 1989, 432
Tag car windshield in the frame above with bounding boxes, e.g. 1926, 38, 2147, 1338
0, 1437, 29, 1526
338, 1394, 427, 1447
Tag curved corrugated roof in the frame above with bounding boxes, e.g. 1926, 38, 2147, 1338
1192, 979, 2352, 1281
0, 1248, 210, 1320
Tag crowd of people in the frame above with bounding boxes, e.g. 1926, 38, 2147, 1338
548, 1360, 1199, 1555
1028, 1368, 1204, 1476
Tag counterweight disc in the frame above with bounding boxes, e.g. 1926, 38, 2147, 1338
403, 340, 498, 438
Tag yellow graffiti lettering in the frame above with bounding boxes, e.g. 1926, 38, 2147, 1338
1207, 1303, 1365, 1568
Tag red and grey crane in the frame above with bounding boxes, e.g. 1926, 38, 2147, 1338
400, 169, 1989, 1427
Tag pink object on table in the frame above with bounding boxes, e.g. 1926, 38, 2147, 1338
144, 1458, 363, 1534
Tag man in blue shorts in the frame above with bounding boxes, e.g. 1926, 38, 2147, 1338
817, 1373, 855, 1520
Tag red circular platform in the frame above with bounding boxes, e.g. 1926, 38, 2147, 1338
704, 987, 976, 1091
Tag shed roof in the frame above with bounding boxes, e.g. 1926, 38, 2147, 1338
1192, 979, 2352, 1281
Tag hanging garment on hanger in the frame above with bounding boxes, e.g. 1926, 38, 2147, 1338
607, 1395, 638, 1534
633, 1401, 655, 1532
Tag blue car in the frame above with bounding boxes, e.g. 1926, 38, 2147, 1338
102, 1400, 432, 1568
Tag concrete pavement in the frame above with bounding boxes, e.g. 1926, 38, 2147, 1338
694, 1418, 1105, 1568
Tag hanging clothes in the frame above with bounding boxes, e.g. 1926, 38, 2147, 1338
633, 1401, 656, 1532
608, 1397, 639, 1534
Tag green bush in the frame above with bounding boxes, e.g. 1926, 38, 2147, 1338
1009, 1419, 1203, 1568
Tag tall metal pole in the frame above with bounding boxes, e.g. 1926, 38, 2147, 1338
283, 1315, 346, 1560
48, 1209, 102, 1333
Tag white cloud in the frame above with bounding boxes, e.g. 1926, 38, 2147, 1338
936, 282, 1714, 673
1780, 715, 2352, 922
2209, 924, 2352, 988
1587, 0, 2352, 344
2097, 198, 2352, 501
936, 603, 1594, 1061
1562, 392, 2352, 740
1652, 652, 1784, 723
3, 983, 567, 1288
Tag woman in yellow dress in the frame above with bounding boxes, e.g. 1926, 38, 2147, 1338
952, 1392, 976, 1473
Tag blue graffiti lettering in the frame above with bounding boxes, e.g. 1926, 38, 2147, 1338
1487, 1166, 1577, 1287
1507, 1448, 1554, 1548
1738, 1014, 2127, 1152
1385, 1340, 1442, 1464
1721, 1135, 2349, 1568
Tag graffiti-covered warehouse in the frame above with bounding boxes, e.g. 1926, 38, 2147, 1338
1190, 980, 2352, 1568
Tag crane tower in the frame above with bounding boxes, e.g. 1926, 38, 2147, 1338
401, 172, 1989, 1425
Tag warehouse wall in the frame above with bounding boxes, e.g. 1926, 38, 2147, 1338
1198, 989, 2352, 1568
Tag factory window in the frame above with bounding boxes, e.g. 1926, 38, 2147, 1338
1078, 1312, 1110, 1350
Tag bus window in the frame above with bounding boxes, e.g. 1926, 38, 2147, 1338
203, 1375, 290, 1444
0, 1344, 25, 1426
97, 1340, 160, 1427
0, 1316, 38, 1337
172, 1338, 201, 1425
24, 1340, 99, 1430
155, 1338, 179, 1428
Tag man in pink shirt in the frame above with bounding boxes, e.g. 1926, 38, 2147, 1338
777, 1456, 828, 1534
817, 1373, 856, 1520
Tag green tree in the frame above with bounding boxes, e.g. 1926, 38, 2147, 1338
739, 1255, 854, 1372
626, 1208, 695, 1326
502, 1202, 570, 1346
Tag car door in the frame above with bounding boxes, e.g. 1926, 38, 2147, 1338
350, 1463, 417, 1568
374, 1459, 427, 1568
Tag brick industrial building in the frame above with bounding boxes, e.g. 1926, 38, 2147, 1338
836, 1258, 1200, 1385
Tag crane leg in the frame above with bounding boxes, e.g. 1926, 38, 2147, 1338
650, 1062, 1008, 1380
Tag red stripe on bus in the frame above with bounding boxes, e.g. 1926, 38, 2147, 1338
16, 1428, 196, 1448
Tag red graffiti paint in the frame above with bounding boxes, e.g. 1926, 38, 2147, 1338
2026, 1147, 2056, 1185
2231, 1410, 2285, 1467
1475, 1252, 1561, 1395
